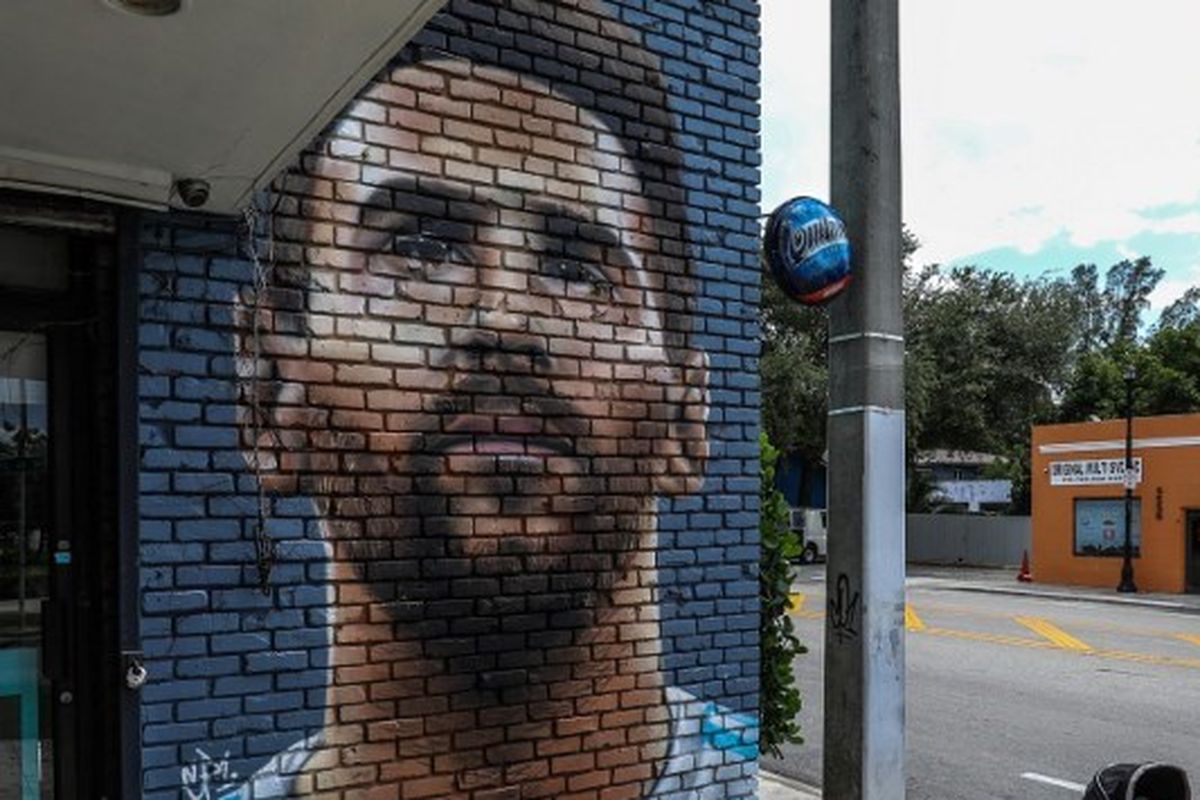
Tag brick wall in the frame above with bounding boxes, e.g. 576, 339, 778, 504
136, 1, 762, 798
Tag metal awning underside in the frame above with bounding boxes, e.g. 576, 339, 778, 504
0, 0, 446, 214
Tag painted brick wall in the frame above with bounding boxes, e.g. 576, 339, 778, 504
136, 1, 762, 798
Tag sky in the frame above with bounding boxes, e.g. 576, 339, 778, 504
761, 0, 1200, 317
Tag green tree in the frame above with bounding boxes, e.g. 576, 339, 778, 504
758, 434, 805, 756
1103, 257, 1165, 347
905, 266, 1082, 454
1059, 323, 1200, 421
1157, 287, 1200, 332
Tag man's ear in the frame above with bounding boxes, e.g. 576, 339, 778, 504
655, 350, 709, 496
233, 295, 305, 495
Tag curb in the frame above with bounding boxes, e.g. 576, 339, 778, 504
759, 770, 822, 799
932, 583, 1200, 615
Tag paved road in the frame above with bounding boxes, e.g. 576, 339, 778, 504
764, 566, 1200, 800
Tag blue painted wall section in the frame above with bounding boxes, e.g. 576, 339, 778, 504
135, 2, 761, 798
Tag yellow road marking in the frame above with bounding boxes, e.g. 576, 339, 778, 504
1093, 649, 1200, 671
789, 605, 1200, 671
905, 604, 926, 632
1015, 616, 1093, 652
789, 592, 806, 612
921, 600, 1190, 642
926, 627, 1060, 651
923, 629, 1200, 671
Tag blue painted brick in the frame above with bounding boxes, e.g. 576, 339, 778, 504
144, 722, 210, 745
204, 404, 239, 424
245, 650, 307, 673
141, 678, 210, 703
174, 326, 229, 352
177, 696, 243, 721
142, 589, 209, 613
141, 495, 205, 519
141, 746, 177, 769
276, 669, 327, 690
211, 589, 274, 611
177, 655, 240, 678
176, 565, 244, 587
140, 351, 209, 376
140, 473, 169, 492
213, 674, 272, 697
214, 714, 277, 737
211, 632, 272, 654
245, 691, 305, 714
238, 609, 303, 637
144, 636, 207, 658
175, 376, 235, 400
246, 731, 308, 757
174, 473, 235, 493
140, 566, 173, 589
176, 519, 241, 542
277, 708, 326, 731
176, 612, 241, 635
175, 425, 238, 449
143, 448, 210, 470
274, 628, 328, 649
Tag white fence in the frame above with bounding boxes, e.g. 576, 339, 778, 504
906, 513, 1031, 567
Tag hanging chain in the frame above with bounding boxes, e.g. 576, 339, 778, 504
243, 202, 277, 596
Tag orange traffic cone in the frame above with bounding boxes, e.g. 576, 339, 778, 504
1017, 549, 1033, 583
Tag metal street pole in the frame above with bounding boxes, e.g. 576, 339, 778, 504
1118, 365, 1138, 593
824, 1, 906, 799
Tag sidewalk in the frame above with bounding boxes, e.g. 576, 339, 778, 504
907, 565, 1200, 615
759, 771, 821, 799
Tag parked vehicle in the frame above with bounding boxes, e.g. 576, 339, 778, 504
1082, 762, 1190, 800
789, 507, 828, 563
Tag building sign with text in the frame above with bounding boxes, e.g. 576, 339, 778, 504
1049, 457, 1143, 486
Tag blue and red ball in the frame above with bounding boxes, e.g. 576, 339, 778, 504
762, 196, 853, 305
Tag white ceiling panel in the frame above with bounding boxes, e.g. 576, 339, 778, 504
0, 0, 445, 213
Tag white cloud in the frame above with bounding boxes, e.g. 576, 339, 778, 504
763, 0, 1200, 267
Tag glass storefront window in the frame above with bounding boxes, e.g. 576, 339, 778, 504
0, 331, 52, 799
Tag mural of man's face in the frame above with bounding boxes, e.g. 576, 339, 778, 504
261, 59, 706, 795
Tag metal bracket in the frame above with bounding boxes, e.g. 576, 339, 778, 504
123, 653, 147, 691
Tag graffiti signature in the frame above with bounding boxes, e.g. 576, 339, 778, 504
180, 748, 242, 800
828, 572, 861, 644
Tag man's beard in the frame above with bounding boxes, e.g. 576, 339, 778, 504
343, 391, 660, 716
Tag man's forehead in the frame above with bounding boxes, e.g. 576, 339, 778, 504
351, 166, 646, 233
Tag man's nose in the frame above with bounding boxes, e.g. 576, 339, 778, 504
449, 265, 548, 359
464, 284, 524, 333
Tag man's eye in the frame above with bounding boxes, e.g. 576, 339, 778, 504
393, 236, 475, 265
545, 259, 612, 292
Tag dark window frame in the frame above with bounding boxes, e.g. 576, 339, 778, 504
0, 192, 136, 799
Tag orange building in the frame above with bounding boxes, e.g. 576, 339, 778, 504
1031, 413, 1200, 594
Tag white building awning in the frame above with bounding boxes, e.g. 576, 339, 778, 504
0, 0, 445, 214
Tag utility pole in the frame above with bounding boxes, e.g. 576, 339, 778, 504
824, 1, 906, 799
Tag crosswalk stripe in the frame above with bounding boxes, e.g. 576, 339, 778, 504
1014, 616, 1093, 652
905, 603, 926, 632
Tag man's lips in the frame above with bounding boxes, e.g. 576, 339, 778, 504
436, 435, 574, 457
